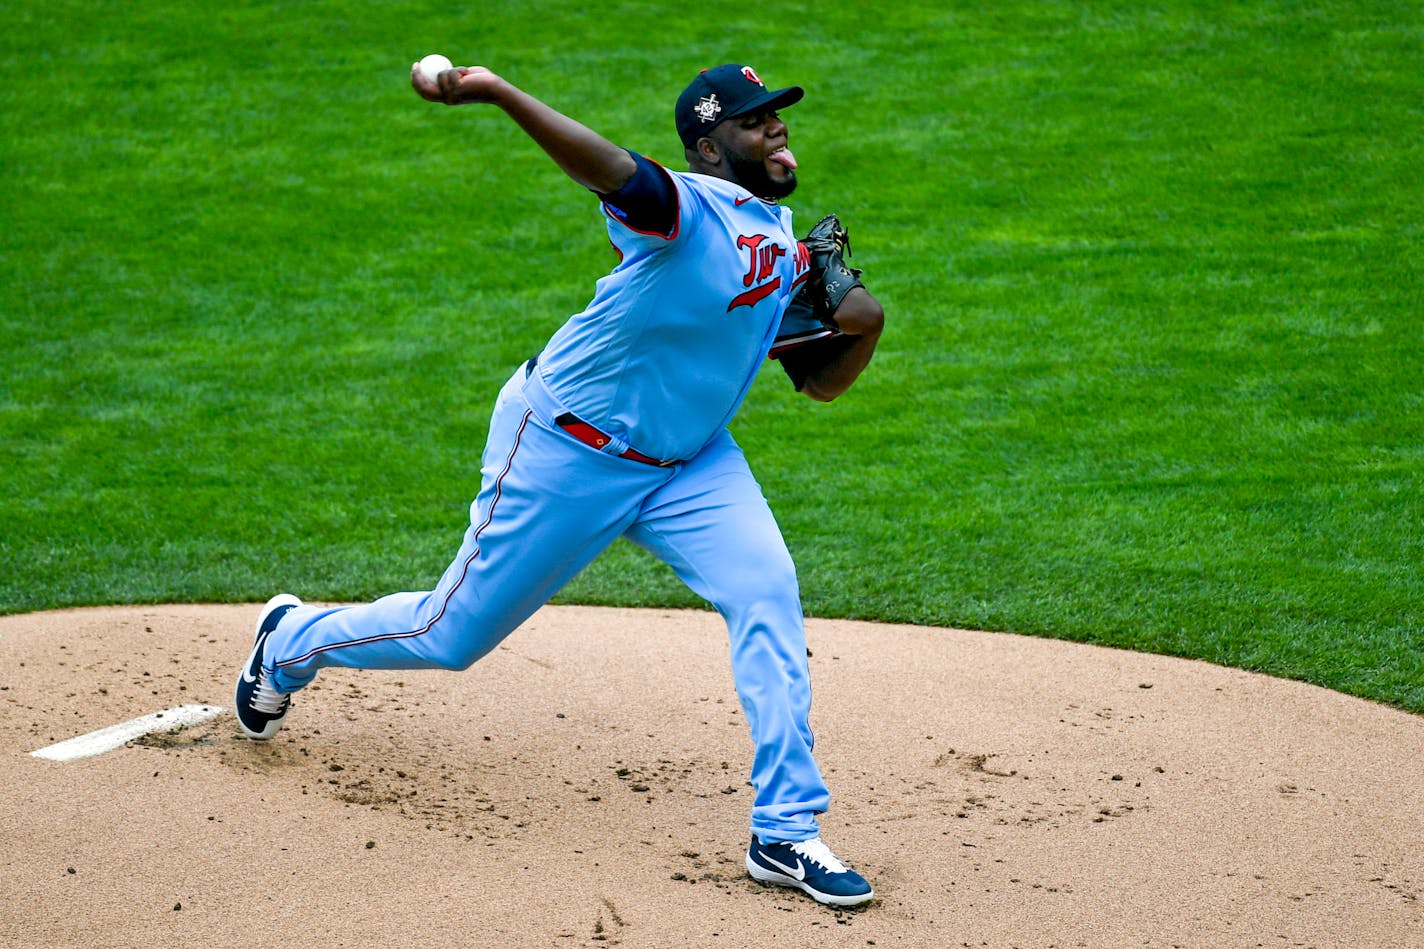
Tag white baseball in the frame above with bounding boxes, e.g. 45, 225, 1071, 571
418, 53, 454, 83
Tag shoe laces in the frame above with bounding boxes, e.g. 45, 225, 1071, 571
250, 668, 288, 715
787, 837, 850, 874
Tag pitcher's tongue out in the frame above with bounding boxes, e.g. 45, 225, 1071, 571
769, 147, 798, 170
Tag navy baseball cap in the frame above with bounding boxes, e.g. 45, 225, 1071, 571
675, 64, 804, 149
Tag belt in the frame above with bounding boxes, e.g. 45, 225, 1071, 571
555, 413, 677, 467
527, 352, 676, 467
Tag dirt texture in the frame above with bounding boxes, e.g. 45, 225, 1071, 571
2, 603, 1421, 947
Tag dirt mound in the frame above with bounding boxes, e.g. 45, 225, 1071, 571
2, 604, 1420, 946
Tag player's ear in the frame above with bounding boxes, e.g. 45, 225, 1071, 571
696, 136, 721, 164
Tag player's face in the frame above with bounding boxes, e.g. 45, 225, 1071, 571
714, 109, 797, 200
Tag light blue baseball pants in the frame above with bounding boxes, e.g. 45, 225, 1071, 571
263, 365, 829, 842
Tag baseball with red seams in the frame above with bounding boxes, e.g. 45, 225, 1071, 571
418, 54, 454, 83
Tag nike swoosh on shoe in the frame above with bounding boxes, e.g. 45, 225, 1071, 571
761, 853, 806, 881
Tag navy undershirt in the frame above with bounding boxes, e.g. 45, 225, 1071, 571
599, 150, 679, 237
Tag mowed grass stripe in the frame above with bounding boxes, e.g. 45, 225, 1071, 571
2, 1, 1420, 709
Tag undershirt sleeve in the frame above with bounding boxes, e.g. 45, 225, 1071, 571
775, 333, 859, 391
599, 150, 678, 238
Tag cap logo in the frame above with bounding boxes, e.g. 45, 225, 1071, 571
693, 93, 722, 124
741, 66, 764, 86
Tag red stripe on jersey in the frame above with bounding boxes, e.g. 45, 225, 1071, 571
726, 276, 782, 312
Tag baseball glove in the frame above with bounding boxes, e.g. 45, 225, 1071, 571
799, 213, 865, 329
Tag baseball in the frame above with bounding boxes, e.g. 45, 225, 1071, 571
418, 53, 454, 83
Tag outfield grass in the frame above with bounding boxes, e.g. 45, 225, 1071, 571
3, 2, 1420, 710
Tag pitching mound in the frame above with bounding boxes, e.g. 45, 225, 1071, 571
2, 604, 1421, 946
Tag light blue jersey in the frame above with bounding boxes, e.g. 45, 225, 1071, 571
532, 169, 813, 462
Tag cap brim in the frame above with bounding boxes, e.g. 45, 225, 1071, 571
724, 85, 804, 120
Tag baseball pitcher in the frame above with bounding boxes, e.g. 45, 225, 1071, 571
236, 61, 885, 907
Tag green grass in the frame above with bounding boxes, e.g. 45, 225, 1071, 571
3, 1, 1420, 711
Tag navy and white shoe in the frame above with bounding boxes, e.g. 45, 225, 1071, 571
234, 594, 302, 739
746, 835, 874, 907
